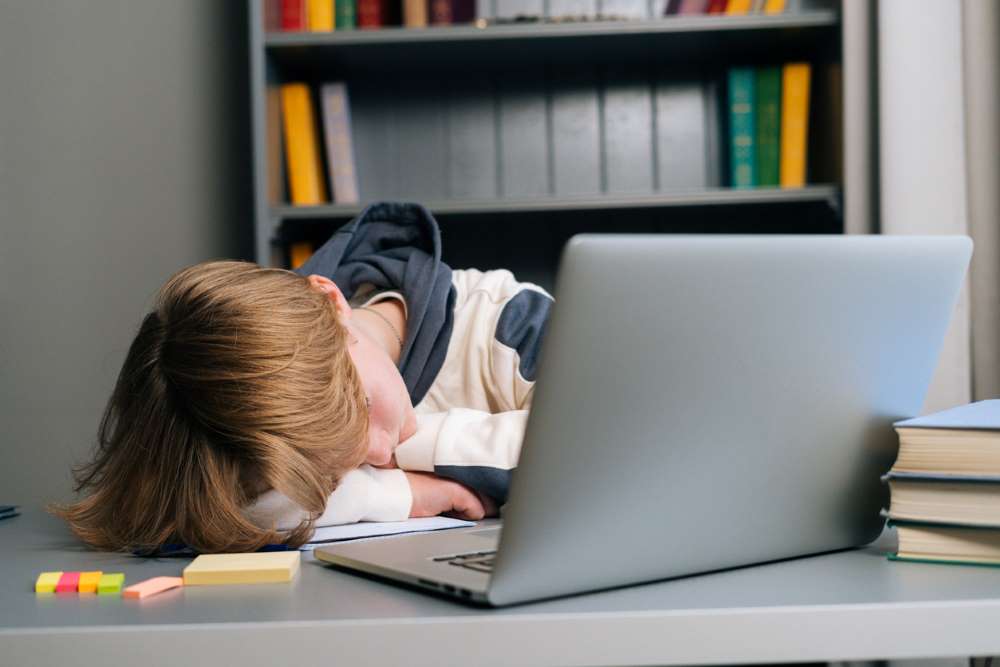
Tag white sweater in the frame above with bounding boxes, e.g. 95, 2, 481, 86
246, 268, 553, 530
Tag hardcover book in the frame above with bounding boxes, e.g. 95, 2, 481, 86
779, 62, 811, 187
727, 67, 756, 188
754, 67, 781, 187
280, 83, 328, 205
320, 82, 361, 204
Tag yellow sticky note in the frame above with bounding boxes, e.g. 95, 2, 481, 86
78, 571, 103, 593
183, 552, 300, 585
97, 573, 125, 595
35, 571, 63, 594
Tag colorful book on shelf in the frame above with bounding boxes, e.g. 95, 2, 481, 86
754, 66, 781, 187
779, 62, 810, 188
429, 0, 475, 24
308, 0, 335, 30
678, 0, 709, 13
337, 0, 357, 28
664, 0, 682, 14
320, 82, 361, 204
725, 0, 751, 14
290, 242, 315, 269
706, 0, 728, 12
763, 0, 786, 13
727, 67, 756, 188
281, 0, 308, 30
358, 0, 389, 27
280, 83, 328, 206
404, 0, 429, 26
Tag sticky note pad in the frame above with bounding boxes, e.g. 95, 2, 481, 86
55, 571, 81, 593
97, 573, 125, 595
35, 571, 63, 594
183, 551, 300, 585
78, 571, 103, 593
123, 576, 183, 600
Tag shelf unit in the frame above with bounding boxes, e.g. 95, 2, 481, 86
250, 0, 874, 286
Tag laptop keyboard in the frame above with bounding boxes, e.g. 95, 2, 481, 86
433, 550, 497, 573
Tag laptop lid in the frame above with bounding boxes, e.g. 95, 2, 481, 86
486, 235, 971, 606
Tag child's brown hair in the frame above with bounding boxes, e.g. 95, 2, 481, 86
51, 261, 368, 552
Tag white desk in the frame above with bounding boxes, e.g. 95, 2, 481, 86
3, 510, 1000, 666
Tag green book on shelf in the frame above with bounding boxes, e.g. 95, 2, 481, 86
337, 0, 357, 29
754, 67, 781, 187
727, 67, 756, 188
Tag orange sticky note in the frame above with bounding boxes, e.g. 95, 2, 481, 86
123, 576, 184, 600
78, 571, 103, 593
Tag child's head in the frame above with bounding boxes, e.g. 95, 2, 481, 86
52, 260, 369, 553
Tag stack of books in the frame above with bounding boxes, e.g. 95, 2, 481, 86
884, 400, 1000, 567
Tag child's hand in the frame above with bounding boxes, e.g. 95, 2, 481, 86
405, 471, 498, 521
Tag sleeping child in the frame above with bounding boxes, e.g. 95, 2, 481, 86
54, 202, 553, 553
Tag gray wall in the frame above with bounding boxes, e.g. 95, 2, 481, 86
0, 1, 252, 509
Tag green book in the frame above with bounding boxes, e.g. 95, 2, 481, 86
727, 67, 756, 188
754, 67, 781, 187
337, 0, 356, 29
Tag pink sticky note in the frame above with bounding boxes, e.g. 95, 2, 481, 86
122, 576, 184, 600
55, 571, 81, 593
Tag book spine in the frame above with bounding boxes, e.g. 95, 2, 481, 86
664, 0, 683, 14
706, 0, 727, 13
727, 67, 756, 188
280, 83, 328, 205
429, 0, 453, 23
321, 82, 361, 204
450, 0, 476, 22
779, 62, 811, 187
308, 0, 335, 29
725, 0, 751, 14
763, 0, 785, 13
678, 0, 710, 13
404, 0, 429, 26
337, 0, 358, 28
754, 66, 781, 187
281, 0, 308, 29
289, 242, 315, 269
357, 0, 386, 27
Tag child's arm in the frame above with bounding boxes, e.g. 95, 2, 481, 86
393, 408, 529, 507
245, 462, 493, 531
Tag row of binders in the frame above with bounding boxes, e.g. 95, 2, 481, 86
275, 0, 792, 31
884, 400, 1000, 567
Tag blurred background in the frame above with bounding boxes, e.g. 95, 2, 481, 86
0, 0, 997, 514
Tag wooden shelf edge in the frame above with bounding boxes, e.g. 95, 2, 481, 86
264, 11, 838, 48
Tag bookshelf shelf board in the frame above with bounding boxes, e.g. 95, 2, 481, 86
264, 11, 839, 72
265, 12, 837, 47
271, 186, 840, 224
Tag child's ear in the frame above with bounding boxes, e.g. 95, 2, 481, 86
306, 274, 352, 319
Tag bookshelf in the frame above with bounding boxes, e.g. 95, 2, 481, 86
250, 0, 874, 287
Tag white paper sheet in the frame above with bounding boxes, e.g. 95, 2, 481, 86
301, 517, 475, 549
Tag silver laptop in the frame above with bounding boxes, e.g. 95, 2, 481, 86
316, 235, 972, 606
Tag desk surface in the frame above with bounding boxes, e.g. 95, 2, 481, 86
3, 510, 1000, 667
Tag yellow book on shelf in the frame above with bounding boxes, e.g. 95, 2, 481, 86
763, 0, 785, 13
281, 83, 328, 206
779, 62, 811, 188
725, 0, 752, 14
290, 242, 314, 269
308, 0, 335, 30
